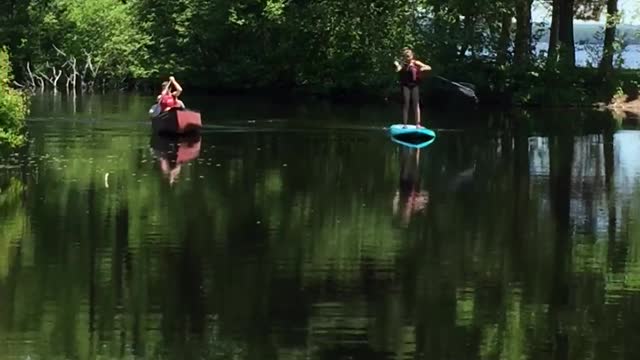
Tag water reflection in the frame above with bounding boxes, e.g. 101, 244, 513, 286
393, 147, 429, 227
4, 95, 640, 359
150, 133, 202, 185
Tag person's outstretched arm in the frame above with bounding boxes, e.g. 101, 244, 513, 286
169, 76, 183, 97
414, 60, 431, 72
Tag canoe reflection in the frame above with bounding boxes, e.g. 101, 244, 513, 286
150, 133, 201, 185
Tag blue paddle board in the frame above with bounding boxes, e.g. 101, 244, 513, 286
388, 124, 436, 148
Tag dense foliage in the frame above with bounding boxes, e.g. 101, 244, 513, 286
0, 0, 638, 105
0, 47, 29, 146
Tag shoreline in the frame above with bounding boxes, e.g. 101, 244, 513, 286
19, 78, 640, 119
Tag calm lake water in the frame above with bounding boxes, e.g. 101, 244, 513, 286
3, 94, 640, 359
539, 43, 640, 69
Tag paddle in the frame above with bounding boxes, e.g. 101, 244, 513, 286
432, 75, 478, 100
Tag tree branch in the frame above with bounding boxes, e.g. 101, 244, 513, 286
52, 44, 67, 57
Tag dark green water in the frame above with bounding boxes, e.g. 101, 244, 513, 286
2, 94, 640, 359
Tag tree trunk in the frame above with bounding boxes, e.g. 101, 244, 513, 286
514, 0, 533, 67
547, 0, 560, 68
496, 10, 513, 66
558, 0, 575, 68
599, 0, 618, 77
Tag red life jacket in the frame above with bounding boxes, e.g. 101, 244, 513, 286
159, 93, 178, 111
408, 63, 419, 82
400, 61, 419, 85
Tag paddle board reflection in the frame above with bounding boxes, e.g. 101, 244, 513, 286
150, 133, 201, 185
393, 147, 429, 227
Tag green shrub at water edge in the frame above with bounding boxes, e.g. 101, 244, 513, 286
0, 47, 29, 147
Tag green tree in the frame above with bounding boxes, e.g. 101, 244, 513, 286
0, 47, 29, 146
599, 0, 620, 77
4, 0, 150, 92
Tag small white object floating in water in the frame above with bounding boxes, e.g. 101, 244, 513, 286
388, 124, 437, 148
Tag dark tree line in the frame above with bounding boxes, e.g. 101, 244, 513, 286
0, 0, 635, 104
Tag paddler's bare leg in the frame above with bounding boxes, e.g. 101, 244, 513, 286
402, 86, 411, 127
412, 86, 421, 127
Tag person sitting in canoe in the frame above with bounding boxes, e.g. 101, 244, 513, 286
157, 76, 185, 112
393, 48, 431, 127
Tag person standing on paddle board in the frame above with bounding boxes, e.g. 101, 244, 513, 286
393, 148, 429, 227
157, 76, 185, 112
394, 48, 431, 127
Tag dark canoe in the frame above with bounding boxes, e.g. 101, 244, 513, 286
151, 107, 202, 135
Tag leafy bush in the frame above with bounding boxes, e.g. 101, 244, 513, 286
0, 47, 29, 147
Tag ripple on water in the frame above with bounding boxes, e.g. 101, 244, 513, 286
605, 263, 640, 305
306, 301, 416, 359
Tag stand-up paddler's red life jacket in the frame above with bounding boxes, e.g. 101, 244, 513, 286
399, 61, 420, 86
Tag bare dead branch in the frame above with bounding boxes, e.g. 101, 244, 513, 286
36, 65, 63, 92
26, 62, 36, 88
33, 73, 45, 92
52, 66, 62, 84
52, 44, 67, 57
37, 71, 50, 84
